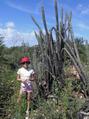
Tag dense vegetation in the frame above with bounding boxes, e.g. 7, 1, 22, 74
0, 36, 89, 119
0, 0, 89, 119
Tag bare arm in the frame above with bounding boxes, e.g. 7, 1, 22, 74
17, 74, 22, 81
29, 73, 37, 81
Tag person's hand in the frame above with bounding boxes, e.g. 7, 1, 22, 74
30, 77, 35, 81
21, 79, 28, 83
30, 74, 37, 81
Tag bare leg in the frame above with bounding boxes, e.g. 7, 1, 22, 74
17, 89, 23, 112
26, 92, 32, 113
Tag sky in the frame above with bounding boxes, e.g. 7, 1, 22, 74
0, 0, 89, 47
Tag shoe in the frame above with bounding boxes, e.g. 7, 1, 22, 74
25, 110, 29, 116
25, 116, 29, 119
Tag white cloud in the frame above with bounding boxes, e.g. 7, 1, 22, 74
0, 22, 38, 47
74, 22, 89, 40
81, 8, 89, 15
77, 4, 83, 10
78, 23, 89, 30
6, 1, 39, 15
6, 22, 15, 28
77, 4, 89, 15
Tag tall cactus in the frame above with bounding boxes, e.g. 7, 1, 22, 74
32, 0, 88, 95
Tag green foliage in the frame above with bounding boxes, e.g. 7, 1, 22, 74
29, 78, 85, 119
0, 39, 88, 119
75, 38, 87, 63
0, 0, 89, 117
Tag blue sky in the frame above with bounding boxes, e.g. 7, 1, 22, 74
0, 0, 89, 47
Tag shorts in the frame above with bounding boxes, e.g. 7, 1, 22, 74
20, 82, 32, 93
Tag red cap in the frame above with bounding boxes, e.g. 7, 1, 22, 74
20, 57, 30, 64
